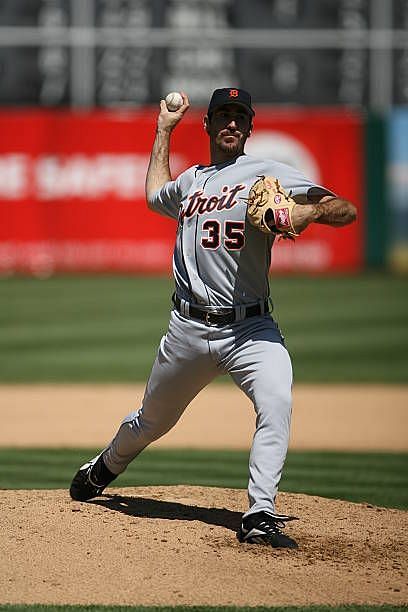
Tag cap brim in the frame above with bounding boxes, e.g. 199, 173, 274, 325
208, 101, 255, 117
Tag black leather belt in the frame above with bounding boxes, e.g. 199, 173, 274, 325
172, 294, 269, 327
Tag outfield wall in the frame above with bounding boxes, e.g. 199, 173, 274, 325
1, 108, 363, 275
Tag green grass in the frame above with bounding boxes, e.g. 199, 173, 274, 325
1, 448, 407, 510
0, 273, 407, 383
0, 605, 406, 612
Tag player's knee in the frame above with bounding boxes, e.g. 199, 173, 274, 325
132, 413, 177, 443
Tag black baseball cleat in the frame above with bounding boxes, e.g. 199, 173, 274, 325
69, 453, 117, 501
238, 511, 299, 548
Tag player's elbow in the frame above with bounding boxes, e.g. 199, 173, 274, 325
145, 187, 157, 211
334, 200, 358, 226
345, 202, 358, 224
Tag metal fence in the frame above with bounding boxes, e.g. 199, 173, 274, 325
0, 0, 407, 110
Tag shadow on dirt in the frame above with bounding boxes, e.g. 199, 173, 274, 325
90, 494, 242, 532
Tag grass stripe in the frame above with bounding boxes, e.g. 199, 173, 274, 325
0, 449, 406, 510
1, 274, 407, 383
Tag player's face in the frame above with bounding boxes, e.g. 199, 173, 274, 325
207, 104, 252, 157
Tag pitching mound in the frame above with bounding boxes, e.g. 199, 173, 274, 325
1, 486, 407, 607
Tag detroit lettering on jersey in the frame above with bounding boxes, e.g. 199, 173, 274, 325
150, 154, 335, 306
180, 184, 246, 220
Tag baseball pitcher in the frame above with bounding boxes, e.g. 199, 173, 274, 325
70, 88, 357, 548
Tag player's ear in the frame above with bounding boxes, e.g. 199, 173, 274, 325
248, 122, 253, 137
203, 115, 210, 134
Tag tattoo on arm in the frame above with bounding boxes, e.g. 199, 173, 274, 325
145, 128, 173, 205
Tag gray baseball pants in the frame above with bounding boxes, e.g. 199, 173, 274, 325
103, 308, 293, 517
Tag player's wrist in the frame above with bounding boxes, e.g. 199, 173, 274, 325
308, 204, 323, 223
156, 125, 173, 136
157, 113, 183, 134
292, 204, 318, 233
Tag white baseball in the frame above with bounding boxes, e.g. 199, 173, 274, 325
165, 91, 183, 112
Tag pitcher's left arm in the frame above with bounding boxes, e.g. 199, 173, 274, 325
292, 194, 357, 233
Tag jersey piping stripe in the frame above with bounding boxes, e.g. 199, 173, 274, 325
202, 174, 213, 190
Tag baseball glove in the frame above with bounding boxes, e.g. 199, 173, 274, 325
246, 176, 299, 239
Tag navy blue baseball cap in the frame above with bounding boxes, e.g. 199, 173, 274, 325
207, 88, 255, 117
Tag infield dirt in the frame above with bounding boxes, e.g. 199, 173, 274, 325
1, 485, 407, 607
1, 383, 407, 450
1, 383, 407, 607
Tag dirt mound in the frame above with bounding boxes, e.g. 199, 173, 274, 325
1, 486, 407, 607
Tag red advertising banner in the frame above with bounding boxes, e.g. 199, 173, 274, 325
0, 109, 363, 275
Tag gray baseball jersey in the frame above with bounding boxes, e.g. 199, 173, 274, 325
150, 153, 332, 307
100, 153, 334, 521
